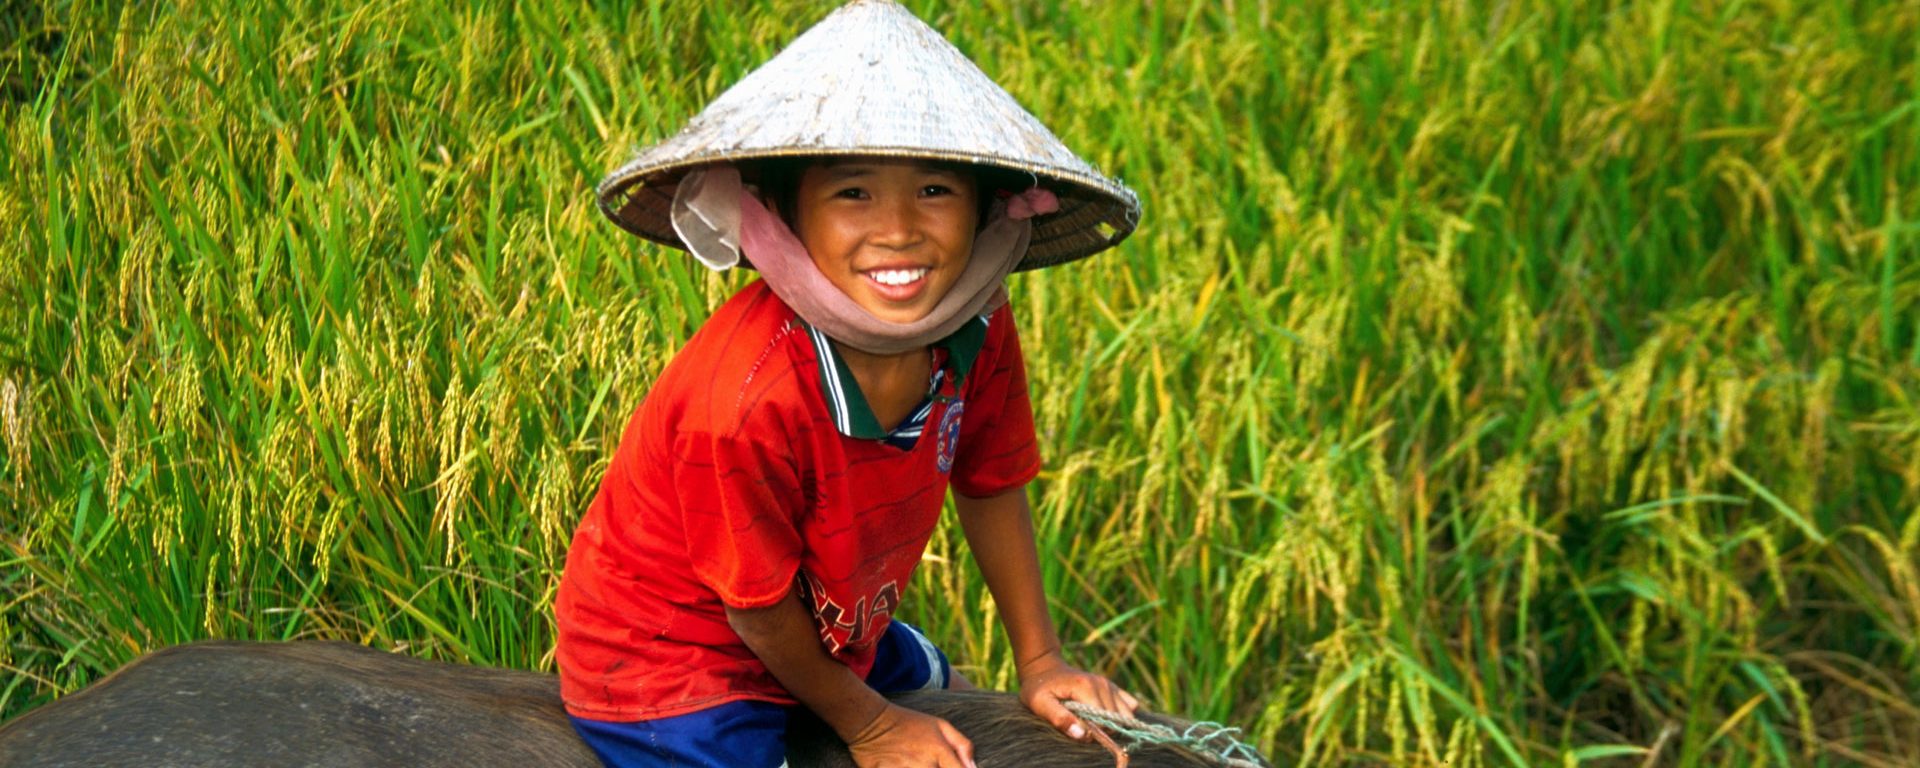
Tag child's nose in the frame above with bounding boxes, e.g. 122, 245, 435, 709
867, 197, 924, 249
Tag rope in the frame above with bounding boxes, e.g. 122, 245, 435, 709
1064, 702, 1269, 768
1083, 721, 1130, 768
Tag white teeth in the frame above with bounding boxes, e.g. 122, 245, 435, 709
870, 268, 928, 286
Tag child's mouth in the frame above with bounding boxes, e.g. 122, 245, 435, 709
863, 267, 931, 301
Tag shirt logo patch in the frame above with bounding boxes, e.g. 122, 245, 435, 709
936, 400, 964, 474
799, 571, 899, 656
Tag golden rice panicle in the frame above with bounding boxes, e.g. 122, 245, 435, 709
414, 249, 438, 318
1384, 672, 1408, 760
113, 222, 157, 327
150, 498, 181, 561
1795, 357, 1845, 508
1390, 239, 1464, 344
218, 472, 249, 572
103, 421, 132, 517
1495, 292, 1535, 391
400, 332, 439, 481
1, 375, 29, 491
1276, 452, 1354, 624
1441, 717, 1480, 768
1286, 293, 1350, 417
202, 553, 222, 636
1625, 583, 1650, 673
1393, 664, 1447, 765
1298, 628, 1359, 763
1477, 456, 1546, 600
156, 350, 204, 441
1711, 368, 1750, 470
372, 335, 403, 483
1350, 653, 1376, 752
433, 373, 478, 565
531, 443, 577, 555
1599, 336, 1662, 495
1852, 528, 1920, 648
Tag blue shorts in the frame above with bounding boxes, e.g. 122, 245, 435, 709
569, 619, 953, 768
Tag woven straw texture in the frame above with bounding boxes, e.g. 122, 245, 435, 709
596, 0, 1141, 271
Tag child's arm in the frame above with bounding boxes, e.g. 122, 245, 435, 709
726, 592, 977, 768
953, 485, 1141, 740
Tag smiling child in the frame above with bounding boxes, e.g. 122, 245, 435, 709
556, 3, 1142, 766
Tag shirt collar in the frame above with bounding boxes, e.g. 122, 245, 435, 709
806, 315, 989, 439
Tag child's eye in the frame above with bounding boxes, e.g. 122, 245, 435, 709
833, 187, 868, 200
921, 184, 954, 197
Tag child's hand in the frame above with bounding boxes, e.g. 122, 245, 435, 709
1017, 652, 1141, 742
846, 702, 977, 768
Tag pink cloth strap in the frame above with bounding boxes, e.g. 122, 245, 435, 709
674, 165, 1030, 355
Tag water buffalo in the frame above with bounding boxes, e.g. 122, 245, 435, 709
0, 641, 1264, 767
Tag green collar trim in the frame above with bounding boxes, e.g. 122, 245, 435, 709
807, 315, 989, 439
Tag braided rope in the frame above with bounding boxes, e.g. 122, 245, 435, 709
1064, 702, 1269, 768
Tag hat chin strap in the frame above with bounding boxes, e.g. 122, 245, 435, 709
671, 165, 1029, 355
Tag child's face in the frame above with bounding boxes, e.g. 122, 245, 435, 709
791, 158, 979, 325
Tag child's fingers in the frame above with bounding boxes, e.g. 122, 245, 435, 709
1076, 674, 1131, 719
1082, 679, 1121, 718
1065, 716, 1090, 741
938, 719, 977, 768
1094, 678, 1141, 718
1029, 691, 1089, 740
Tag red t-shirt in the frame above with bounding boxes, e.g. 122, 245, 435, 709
555, 281, 1040, 720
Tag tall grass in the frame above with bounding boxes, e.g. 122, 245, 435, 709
4, 0, 1918, 764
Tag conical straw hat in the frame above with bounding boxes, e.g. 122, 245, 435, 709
596, 0, 1140, 271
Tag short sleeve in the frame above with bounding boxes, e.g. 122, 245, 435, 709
949, 307, 1042, 498
673, 429, 805, 608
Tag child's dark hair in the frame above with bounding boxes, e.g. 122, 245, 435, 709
744, 157, 1030, 232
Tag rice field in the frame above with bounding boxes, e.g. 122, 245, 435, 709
3, 0, 1918, 764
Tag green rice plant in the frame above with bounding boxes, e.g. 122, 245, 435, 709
4, 0, 1918, 765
